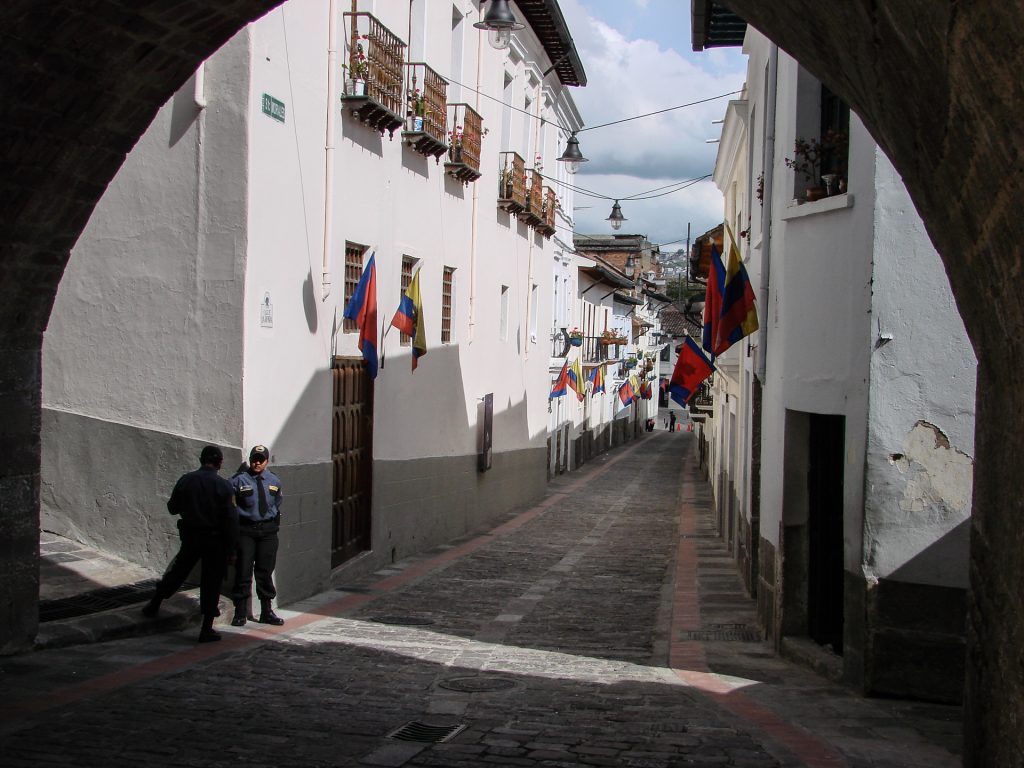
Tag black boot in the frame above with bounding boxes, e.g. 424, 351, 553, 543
231, 599, 249, 627
198, 614, 221, 643
259, 599, 284, 626
141, 596, 162, 618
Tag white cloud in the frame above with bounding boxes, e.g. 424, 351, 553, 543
555, 0, 747, 246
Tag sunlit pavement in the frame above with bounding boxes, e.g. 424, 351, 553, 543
0, 431, 960, 767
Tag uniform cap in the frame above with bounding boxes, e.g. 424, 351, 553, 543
249, 445, 270, 462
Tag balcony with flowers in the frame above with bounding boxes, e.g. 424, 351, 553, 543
537, 186, 557, 237
401, 62, 448, 160
497, 151, 527, 214
340, 12, 406, 137
518, 165, 544, 227
444, 103, 483, 183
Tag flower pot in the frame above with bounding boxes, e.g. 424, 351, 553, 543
569, 337, 583, 347
346, 78, 366, 97
805, 185, 826, 202
450, 145, 463, 163
408, 115, 424, 132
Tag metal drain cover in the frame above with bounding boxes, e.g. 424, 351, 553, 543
370, 616, 435, 626
38, 578, 163, 622
387, 721, 466, 743
679, 625, 760, 642
438, 676, 518, 693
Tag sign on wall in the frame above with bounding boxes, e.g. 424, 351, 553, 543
260, 293, 273, 328
261, 93, 286, 123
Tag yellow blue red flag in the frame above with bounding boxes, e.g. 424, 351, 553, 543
391, 268, 426, 371
715, 225, 759, 355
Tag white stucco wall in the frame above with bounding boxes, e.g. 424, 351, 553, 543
234, 0, 580, 465
758, 57, 875, 563
43, 35, 250, 446
862, 148, 976, 588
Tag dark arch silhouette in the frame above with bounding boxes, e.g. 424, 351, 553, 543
0, 1, 1018, 763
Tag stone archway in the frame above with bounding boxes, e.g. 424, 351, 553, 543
0, 1, 1019, 764
0, 0, 286, 651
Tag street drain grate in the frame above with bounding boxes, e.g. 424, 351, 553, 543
370, 616, 436, 626
438, 676, 518, 693
679, 624, 760, 642
38, 578, 164, 622
387, 721, 467, 743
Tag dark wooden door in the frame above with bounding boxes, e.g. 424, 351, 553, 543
331, 358, 373, 567
807, 413, 845, 652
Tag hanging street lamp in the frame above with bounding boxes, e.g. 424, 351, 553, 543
557, 132, 588, 174
473, 0, 525, 50
607, 200, 627, 231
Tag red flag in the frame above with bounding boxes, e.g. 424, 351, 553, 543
669, 337, 714, 407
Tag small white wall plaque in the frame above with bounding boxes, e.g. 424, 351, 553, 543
260, 293, 273, 328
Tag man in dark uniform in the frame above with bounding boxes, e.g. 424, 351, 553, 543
142, 445, 238, 643
230, 445, 285, 627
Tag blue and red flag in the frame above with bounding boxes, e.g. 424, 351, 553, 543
342, 251, 378, 378
715, 226, 759, 355
659, 377, 669, 391
588, 364, 605, 395
640, 379, 653, 400
669, 336, 715, 407
551, 361, 569, 398
618, 378, 635, 407
390, 268, 426, 371
702, 243, 725, 358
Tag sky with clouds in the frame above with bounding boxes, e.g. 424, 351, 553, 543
555, 0, 747, 256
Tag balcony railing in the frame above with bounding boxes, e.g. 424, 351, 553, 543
445, 103, 483, 183
537, 186, 557, 237
341, 12, 406, 137
518, 169, 544, 226
551, 331, 623, 364
402, 62, 448, 160
497, 151, 527, 213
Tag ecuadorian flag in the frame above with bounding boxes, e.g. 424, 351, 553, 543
669, 336, 715, 407
391, 269, 427, 371
568, 358, 585, 401
714, 225, 759, 355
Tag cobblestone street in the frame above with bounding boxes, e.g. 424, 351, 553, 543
0, 432, 961, 767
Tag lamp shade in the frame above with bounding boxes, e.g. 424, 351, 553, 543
607, 201, 627, 231
474, 1, 525, 50
557, 132, 588, 174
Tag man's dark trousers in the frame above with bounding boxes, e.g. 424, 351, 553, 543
153, 524, 227, 617
234, 522, 279, 601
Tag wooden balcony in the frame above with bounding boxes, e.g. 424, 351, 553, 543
340, 13, 405, 138
518, 169, 544, 226
537, 186, 557, 237
497, 151, 527, 213
402, 62, 448, 161
444, 103, 483, 183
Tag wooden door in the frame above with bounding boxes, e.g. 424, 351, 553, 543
331, 358, 373, 567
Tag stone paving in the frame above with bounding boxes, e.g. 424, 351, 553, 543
0, 431, 961, 767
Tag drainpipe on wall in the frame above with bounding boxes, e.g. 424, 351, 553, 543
468, 16, 483, 342
322, 0, 338, 301
756, 43, 778, 383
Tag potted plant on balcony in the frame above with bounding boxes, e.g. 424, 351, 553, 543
448, 125, 464, 163
567, 327, 583, 347
785, 129, 848, 201
599, 329, 626, 346
345, 37, 369, 96
408, 88, 426, 131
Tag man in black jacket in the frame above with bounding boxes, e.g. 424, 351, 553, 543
142, 445, 238, 642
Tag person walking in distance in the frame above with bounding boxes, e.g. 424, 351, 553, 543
230, 445, 285, 626
142, 445, 238, 643
669, 411, 677, 432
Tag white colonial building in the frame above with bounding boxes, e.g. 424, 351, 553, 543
42, 0, 585, 602
697, 20, 976, 703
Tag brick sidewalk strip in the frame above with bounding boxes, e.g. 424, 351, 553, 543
0, 432, 961, 767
